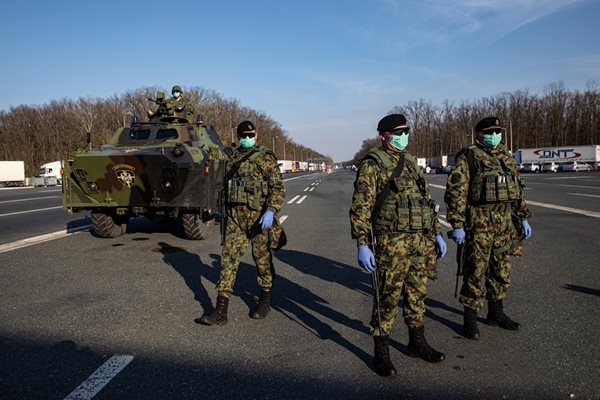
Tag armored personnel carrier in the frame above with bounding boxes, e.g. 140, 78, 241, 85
63, 98, 225, 239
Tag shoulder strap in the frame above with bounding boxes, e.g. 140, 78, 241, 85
371, 152, 405, 222
225, 148, 259, 181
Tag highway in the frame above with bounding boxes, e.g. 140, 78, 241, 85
0, 170, 599, 399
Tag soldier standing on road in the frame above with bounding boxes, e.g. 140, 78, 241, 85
350, 114, 448, 377
445, 117, 533, 340
201, 120, 285, 325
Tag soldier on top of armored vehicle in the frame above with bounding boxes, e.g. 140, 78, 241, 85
147, 85, 195, 122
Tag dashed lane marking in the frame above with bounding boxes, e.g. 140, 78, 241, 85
309, 187, 315, 192
0, 225, 91, 254
0, 196, 59, 204
438, 214, 452, 228
296, 195, 308, 204
429, 184, 445, 189
279, 215, 288, 223
0, 206, 63, 218
303, 187, 310, 191
287, 195, 300, 204
63, 355, 134, 400
567, 193, 600, 199
527, 200, 600, 219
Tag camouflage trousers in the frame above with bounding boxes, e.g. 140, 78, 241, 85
459, 205, 518, 311
216, 205, 275, 294
370, 231, 435, 336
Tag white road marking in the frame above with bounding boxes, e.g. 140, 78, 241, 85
309, 187, 315, 192
287, 195, 300, 204
0, 206, 62, 218
63, 355, 133, 400
437, 214, 452, 228
527, 182, 599, 189
0, 225, 91, 254
567, 192, 600, 199
303, 187, 309, 191
527, 200, 600, 219
279, 215, 288, 224
429, 184, 445, 189
296, 195, 308, 204
310, 183, 316, 186
0, 196, 59, 204
283, 173, 324, 182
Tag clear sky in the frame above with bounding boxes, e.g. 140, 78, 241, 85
1, 0, 599, 161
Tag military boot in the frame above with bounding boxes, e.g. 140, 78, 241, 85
373, 335, 397, 377
200, 294, 229, 325
251, 290, 271, 319
406, 325, 445, 363
464, 307, 481, 339
486, 299, 520, 330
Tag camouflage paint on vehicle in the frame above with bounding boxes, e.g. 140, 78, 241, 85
63, 106, 226, 239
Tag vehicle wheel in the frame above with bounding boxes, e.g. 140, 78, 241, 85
91, 212, 127, 238
182, 213, 213, 240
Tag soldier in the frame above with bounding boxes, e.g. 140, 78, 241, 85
201, 120, 285, 325
445, 117, 533, 340
165, 85, 195, 119
350, 113, 447, 377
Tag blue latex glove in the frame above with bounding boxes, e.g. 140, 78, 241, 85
435, 234, 447, 259
357, 245, 376, 273
259, 210, 274, 230
449, 228, 466, 244
521, 220, 532, 239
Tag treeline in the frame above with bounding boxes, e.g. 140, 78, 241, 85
0, 86, 329, 176
350, 81, 600, 164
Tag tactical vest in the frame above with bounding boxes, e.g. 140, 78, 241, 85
364, 148, 437, 234
226, 147, 271, 211
466, 145, 522, 204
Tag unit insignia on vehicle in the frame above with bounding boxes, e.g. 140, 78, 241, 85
113, 164, 136, 187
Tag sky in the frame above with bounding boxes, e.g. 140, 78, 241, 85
1, 0, 599, 161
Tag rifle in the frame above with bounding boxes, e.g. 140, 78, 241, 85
454, 242, 466, 298
369, 226, 382, 332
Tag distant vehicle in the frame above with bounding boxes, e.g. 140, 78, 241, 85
435, 165, 452, 174
517, 163, 524, 172
541, 161, 562, 173
0, 161, 25, 187
561, 160, 592, 172
521, 163, 540, 173
39, 161, 63, 184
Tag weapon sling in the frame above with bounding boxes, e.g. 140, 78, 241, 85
368, 153, 405, 331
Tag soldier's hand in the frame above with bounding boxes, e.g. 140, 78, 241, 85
435, 234, 447, 259
521, 220, 532, 239
357, 245, 376, 273
449, 228, 466, 244
259, 210, 274, 230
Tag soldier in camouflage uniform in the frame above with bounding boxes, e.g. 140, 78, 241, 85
445, 117, 532, 340
349, 114, 448, 377
147, 85, 195, 121
201, 120, 285, 325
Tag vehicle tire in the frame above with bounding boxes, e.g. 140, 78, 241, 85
91, 212, 127, 238
182, 213, 213, 240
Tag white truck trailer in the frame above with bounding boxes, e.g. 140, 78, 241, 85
38, 160, 63, 184
515, 145, 600, 168
0, 161, 26, 187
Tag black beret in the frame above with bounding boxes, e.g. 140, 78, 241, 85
475, 117, 502, 132
237, 120, 255, 135
377, 114, 407, 132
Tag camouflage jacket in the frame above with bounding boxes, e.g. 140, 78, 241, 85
226, 145, 285, 213
444, 142, 532, 229
350, 146, 441, 247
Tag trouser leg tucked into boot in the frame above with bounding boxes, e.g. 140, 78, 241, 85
200, 294, 229, 325
463, 307, 480, 339
406, 325, 445, 363
486, 299, 520, 330
251, 290, 271, 319
373, 335, 397, 377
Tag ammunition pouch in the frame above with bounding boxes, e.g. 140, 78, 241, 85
373, 197, 438, 233
470, 174, 521, 204
227, 179, 268, 210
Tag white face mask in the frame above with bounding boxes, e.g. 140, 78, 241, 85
173, 92, 181, 98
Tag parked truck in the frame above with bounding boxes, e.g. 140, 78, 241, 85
38, 161, 63, 185
514, 145, 600, 168
0, 161, 25, 187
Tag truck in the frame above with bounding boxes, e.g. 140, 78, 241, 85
39, 161, 63, 185
0, 161, 26, 187
515, 145, 600, 168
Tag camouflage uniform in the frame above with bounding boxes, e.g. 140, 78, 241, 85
216, 145, 285, 294
350, 146, 441, 336
164, 96, 195, 120
445, 142, 532, 311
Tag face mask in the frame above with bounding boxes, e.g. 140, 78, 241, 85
173, 92, 181, 98
482, 132, 502, 148
389, 133, 409, 150
240, 137, 256, 148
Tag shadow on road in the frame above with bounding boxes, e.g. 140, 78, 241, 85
562, 283, 600, 297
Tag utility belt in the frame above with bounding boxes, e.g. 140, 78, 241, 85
227, 179, 268, 210
373, 197, 439, 233
470, 174, 521, 204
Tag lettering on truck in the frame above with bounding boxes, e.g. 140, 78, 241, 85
533, 149, 581, 160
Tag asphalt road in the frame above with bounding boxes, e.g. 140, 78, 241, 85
0, 170, 599, 399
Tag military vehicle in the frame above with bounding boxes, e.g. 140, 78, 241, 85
63, 93, 226, 239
